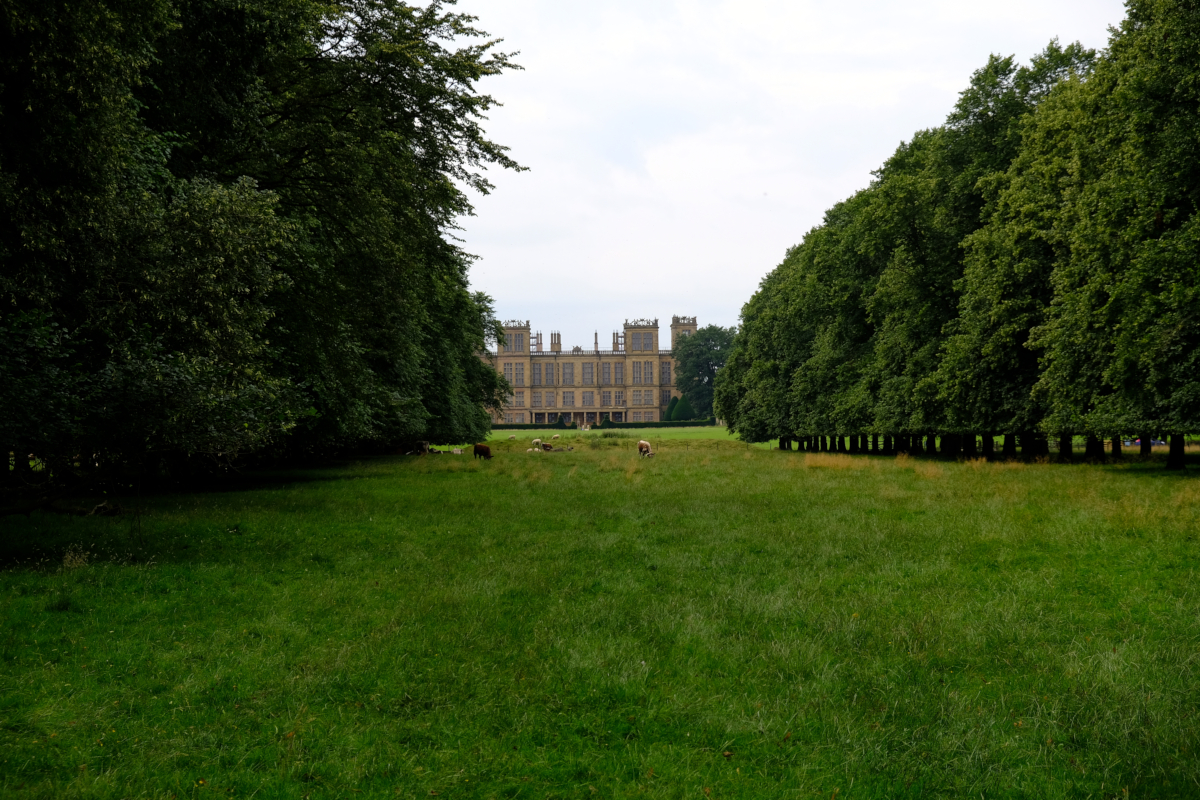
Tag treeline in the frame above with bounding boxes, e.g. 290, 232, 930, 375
2, 0, 517, 496
715, 0, 1200, 469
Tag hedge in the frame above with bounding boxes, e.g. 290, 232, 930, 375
596, 417, 718, 429
491, 418, 573, 431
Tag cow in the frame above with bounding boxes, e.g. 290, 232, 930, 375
638, 440, 654, 458
542, 443, 553, 451
473, 443, 493, 460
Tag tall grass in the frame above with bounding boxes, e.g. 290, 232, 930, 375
1, 439, 1198, 798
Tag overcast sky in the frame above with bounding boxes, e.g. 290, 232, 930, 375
454, 0, 1127, 349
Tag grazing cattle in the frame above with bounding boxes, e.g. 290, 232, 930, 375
638, 440, 653, 457
473, 444, 493, 460
509, 435, 516, 440
552, 434, 560, 440
542, 443, 553, 451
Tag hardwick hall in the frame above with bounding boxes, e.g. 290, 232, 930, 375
489, 316, 698, 425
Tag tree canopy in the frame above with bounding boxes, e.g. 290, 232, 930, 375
2, 0, 519, 498
671, 325, 735, 419
716, 4, 1200, 468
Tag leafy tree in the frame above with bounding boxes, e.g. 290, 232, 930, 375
140, 0, 517, 450
1, 0, 520, 503
937, 42, 1096, 443
1030, 0, 1200, 467
665, 396, 679, 420
672, 324, 736, 419
671, 395, 697, 422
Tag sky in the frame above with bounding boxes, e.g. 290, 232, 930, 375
454, 0, 1127, 349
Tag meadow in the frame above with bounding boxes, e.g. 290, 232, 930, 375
2, 431, 1199, 799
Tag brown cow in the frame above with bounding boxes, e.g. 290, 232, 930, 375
473, 443, 493, 460
638, 440, 654, 457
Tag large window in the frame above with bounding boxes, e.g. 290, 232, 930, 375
602, 363, 611, 384
602, 391, 612, 406
515, 391, 524, 406
615, 363, 624, 384
532, 392, 542, 407
532, 363, 542, 385
503, 362, 513, 382
582, 391, 594, 407
615, 390, 624, 405
514, 364, 525, 386
632, 411, 642, 422
515, 333, 525, 351
503, 336, 512, 353
661, 362, 671, 386
644, 410, 655, 422
661, 390, 671, 406
583, 363, 594, 385
644, 361, 653, 384
632, 362, 641, 384
534, 413, 545, 424
545, 392, 556, 407
563, 391, 575, 407
632, 389, 642, 405
630, 332, 642, 351
563, 363, 574, 385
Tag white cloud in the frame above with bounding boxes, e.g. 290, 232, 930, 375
454, 0, 1126, 347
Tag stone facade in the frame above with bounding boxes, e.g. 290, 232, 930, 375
490, 316, 698, 425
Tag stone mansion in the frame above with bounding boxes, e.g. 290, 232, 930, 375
489, 316, 698, 425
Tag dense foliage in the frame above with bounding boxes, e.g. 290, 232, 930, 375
670, 324, 735, 419
1, 0, 517, 497
716, 0, 1200, 468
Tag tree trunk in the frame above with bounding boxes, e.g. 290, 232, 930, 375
963, 434, 977, 457
1140, 433, 1152, 456
982, 434, 995, 460
1085, 435, 1103, 460
1022, 432, 1049, 458
1002, 434, 1017, 458
944, 433, 962, 458
1167, 434, 1186, 470
925, 435, 937, 456
1058, 432, 1072, 462
1111, 438, 1122, 459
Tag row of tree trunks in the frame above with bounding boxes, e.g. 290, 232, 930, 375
777, 434, 1188, 466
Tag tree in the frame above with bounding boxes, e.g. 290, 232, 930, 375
1, 0, 521, 502
672, 325, 736, 419
665, 396, 679, 420
1031, 0, 1200, 468
936, 42, 1096, 443
671, 395, 697, 421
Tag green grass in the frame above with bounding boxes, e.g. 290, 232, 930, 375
2, 440, 1200, 798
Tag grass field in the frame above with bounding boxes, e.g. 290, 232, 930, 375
3, 432, 1200, 798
